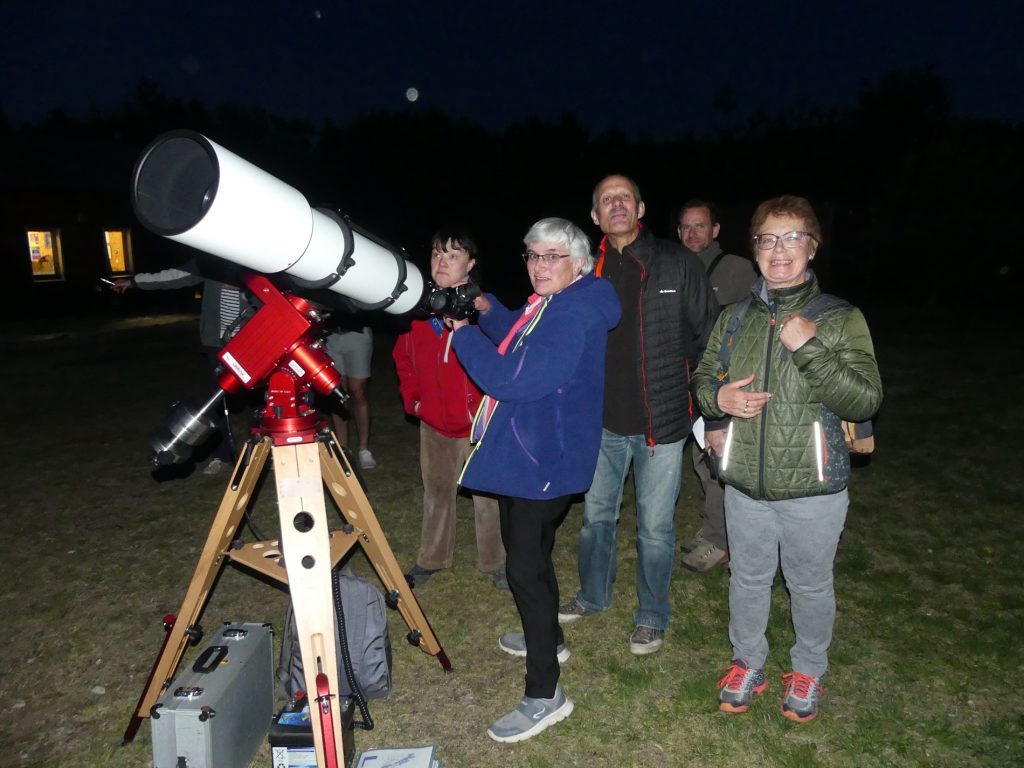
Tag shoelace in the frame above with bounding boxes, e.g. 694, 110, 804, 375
782, 672, 820, 701
718, 664, 753, 691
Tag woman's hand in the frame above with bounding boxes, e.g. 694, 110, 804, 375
446, 316, 471, 331
717, 373, 771, 418
778, 313, 816, 352
473, 294, 491, 314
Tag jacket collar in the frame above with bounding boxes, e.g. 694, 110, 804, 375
595, 223, 648, 277
754, 270, 820, 311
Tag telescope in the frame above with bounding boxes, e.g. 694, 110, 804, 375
131, 130, 425, 314
130, 130, 431, 465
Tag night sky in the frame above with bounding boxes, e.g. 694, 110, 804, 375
2, 0, 1021, 137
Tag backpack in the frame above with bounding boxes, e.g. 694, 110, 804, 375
718, 293, 875, 454
276, 566, 392, 729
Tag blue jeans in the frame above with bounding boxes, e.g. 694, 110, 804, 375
575, 430, 683, 630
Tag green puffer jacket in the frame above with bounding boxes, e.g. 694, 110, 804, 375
691, 273, 882, 501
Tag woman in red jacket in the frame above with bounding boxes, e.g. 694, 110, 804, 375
392, 229, 506, 589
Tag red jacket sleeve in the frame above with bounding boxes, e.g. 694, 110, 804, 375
392, 331, 419, 416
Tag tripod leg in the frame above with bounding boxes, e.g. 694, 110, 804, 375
122, 438, 271, 741
320, 440, 451, 670
276, 442, 345, 768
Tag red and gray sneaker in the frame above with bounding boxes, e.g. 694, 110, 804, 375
781, 672, 823, 723
717, 659, 767, 713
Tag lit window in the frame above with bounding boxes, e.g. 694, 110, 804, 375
104, 229, 133, 274
26, 229, 65, 281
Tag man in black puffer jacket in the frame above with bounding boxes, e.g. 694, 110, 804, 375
558, 174, 719, 655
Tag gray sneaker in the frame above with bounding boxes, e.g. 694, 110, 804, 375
629, 626, 664, 656
498, 632, 570, 663
557, 596, 591, 624
781, 672, 822, 723
681, 539, 729, 572
717, 659, 767, 713
202, 458, 227, 475
486, 685, 574, 743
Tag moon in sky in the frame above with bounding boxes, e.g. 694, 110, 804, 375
405, 87, 419, 103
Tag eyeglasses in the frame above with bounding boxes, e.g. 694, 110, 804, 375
522, 250, 571, 265
752, 231, 815, 250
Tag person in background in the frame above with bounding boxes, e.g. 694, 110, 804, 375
450, 217, 620, 743
323, 318, 376, 470
691, 195, 882, 723
393, 228, 506, 590
113, 257, 250, 475
558, 175, 718, 656
677, 199, 757, 573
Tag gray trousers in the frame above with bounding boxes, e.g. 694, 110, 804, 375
416, 423, 504, 572
724, 485, 848, 678
691, 442, 727, 549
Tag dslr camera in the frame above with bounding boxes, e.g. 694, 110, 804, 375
424, 282, 481, 321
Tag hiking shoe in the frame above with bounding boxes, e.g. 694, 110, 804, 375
486, 685, 574, 743
557, 596, 592, 624
498, 632, 570, 663
405, 564, 437, 587
781, 672, 822, 723
202, 458, 227, 475
717, 659, 768, 713
680, 532, 703, 553
629, 626, 664, 656
681, 539, 729, 572
492, 566, 510, 591
358, 449, 377, 469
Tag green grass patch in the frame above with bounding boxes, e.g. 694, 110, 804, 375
0, 306, 1021, 767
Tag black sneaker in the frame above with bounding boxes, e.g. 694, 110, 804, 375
405, 564, 437, 587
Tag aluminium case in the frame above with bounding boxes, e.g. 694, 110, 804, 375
151, 621, 274, 768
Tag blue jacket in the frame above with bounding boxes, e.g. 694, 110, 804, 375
452, 273, 621, 500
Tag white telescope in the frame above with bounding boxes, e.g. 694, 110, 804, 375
130, 130, 424, 314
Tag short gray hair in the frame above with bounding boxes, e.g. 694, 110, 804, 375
523, 217, 595, 275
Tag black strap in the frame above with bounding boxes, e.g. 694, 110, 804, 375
717, 295, 752, 375
800, 293, 850, 320
705, 250, 728, 279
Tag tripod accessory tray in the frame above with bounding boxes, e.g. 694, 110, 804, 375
150, 622, 274, 768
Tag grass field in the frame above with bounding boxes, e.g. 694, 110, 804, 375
0, 304, 1020, 767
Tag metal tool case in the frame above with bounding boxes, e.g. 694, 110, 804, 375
151, 621, 274, 768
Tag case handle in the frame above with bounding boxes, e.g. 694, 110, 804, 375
191, 644, 228, 674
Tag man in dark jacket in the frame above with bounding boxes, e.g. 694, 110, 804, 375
559, 175, 719, 655
677, 200, 757, 573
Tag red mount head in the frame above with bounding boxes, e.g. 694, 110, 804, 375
217, 274, 346, 445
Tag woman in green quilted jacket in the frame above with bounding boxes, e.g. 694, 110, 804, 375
691, 195, 882, 724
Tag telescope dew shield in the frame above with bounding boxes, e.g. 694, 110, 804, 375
130, 130, 424, 315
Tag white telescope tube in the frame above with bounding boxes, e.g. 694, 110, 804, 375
131, 130, 423, 314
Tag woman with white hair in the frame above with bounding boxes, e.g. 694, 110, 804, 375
448, 217, 621, 743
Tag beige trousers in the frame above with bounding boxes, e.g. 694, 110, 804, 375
416, 423, 504, 572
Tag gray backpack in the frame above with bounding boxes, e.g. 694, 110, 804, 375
276, 566, 392, 728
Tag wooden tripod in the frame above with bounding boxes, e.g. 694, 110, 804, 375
123, 430, 451, 768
